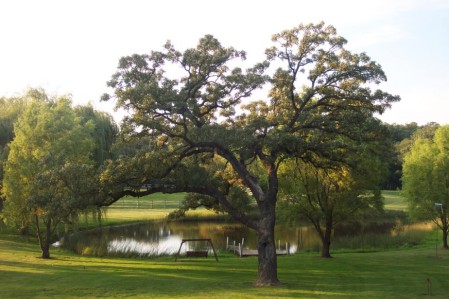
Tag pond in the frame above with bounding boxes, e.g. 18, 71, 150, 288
58, 220, 433, 258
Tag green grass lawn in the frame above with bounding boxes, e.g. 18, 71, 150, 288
80, 193, 218, 227
383, 190, 407, 211
104, 190, 409, 223
1, 233, 448, 298
2, 191, 449, 298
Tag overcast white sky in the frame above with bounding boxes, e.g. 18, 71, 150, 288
1, 0, 448, 125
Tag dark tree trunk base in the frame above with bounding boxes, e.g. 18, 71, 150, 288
255, 279, 281, 287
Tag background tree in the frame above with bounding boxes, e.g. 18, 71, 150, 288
103, 22, 399, 285
381, 122, 419, 190
381, 122, 439, 191
0, 88, 48, 215
402, 125, 449, 249
75, 105, 119, 165
2, 97, 97, 258
278, 140, 385, 258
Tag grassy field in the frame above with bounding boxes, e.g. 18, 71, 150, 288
103, 193, 186, 224
383, 190, 408, 211
99, 190, 408, 225
1, 233, 448, 298
1, 190, 449, 298
79, 193, 218, 227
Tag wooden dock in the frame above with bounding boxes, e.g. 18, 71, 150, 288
227, 244, 289, 257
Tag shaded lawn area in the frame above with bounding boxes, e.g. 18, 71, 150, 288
1, 234, 449, 298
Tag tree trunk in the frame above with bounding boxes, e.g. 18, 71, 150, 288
321, 217, 333, 258
443, 225, 448, 250
41, 242, 51, 259
256, 202, 280, 286
35, 215, 51, 259
440, 216, 448, 249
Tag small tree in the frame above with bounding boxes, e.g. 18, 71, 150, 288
0, 88, 46, 216
278, 147, 384, 258
2, 97, 96, 258
402, 125, 449, 249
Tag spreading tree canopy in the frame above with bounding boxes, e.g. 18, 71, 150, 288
102, 22, 399, 285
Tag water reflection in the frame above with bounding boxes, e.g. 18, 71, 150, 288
108, 235, 183, 256
60, 220, 431, 257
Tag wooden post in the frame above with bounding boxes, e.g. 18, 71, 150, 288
208, 239, 219, 262
239, 243, 242, 257
226, 237, 229, 249
174, 240, 185, 262
241, 237, 245, 248
286, 242, 290, 255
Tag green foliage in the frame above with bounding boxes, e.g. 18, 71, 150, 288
1, 95, 98, 257
402, 125, 449, 248
74, 105, 119, 165
0, 88, 51, 213
277, 154, 384, 256
171, 185, 253, 220
104, 22, 399, 283
380, 122, 439, 190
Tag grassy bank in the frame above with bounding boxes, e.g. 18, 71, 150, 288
2, 191, 448, 298
1, 233, 448, 298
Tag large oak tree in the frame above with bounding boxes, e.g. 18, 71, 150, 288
103, 22, 399, 285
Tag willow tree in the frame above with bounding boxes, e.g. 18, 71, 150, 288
75, 105, 119, 165
2, 97, 96, 258
403, 125, 449, 249
103, 22, 399, 285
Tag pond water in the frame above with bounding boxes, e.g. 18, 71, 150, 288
59, 220, 432, 258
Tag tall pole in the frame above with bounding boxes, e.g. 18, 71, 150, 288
435, 203, 443, 258
436, 223, 438, 258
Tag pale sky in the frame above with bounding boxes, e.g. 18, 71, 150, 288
1, 0, 448, 125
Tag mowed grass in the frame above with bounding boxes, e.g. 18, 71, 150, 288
1, 234, 449, 298
102, 190, 407, 224
103, 193, 184, 224
2, 190, 449, 298
86, 193, 218, 226
383, 190, 408, 211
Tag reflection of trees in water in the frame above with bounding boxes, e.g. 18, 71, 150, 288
60, 220, 430, 257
